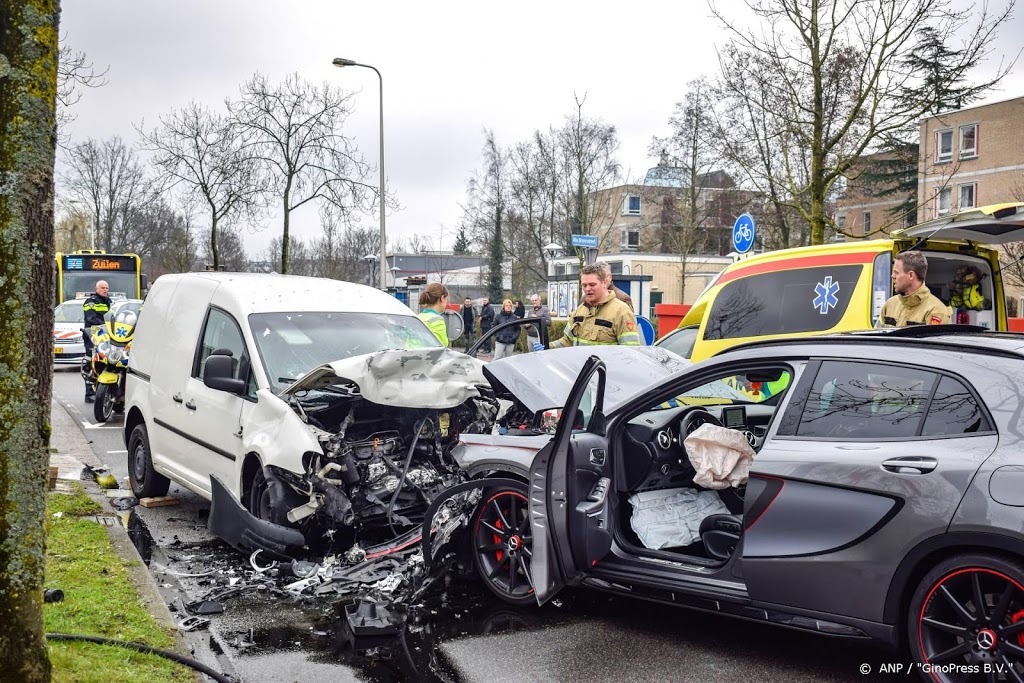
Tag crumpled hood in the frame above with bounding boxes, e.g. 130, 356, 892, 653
282, 347, 489, 409
483, 346, 689, 414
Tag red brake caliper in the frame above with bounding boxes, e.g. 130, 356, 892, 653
1012, 609, 1024, 647
493, 516, 504, 563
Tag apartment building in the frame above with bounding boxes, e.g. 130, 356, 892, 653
918, 96, 1024, 221
834, 149, 915, 239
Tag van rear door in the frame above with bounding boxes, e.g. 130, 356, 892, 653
896, 202, 1024, 244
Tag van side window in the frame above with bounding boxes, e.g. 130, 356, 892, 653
704, 265, 862, 340
195, 308, 254, 397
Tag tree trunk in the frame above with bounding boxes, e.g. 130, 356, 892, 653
281, 191, 290, 274
0, 1, 60, 681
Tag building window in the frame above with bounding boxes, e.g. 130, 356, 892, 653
936, 129, 953, 162
836, 214, 846, 230
959, 124, 978, 158
937, 187, 952, 216
621, 229, 640, 250
623, 194, 641, 216
862, 211, 871, 236
555, 263, 566, 276
608, 261, 623, 275
959, 183, 977, 210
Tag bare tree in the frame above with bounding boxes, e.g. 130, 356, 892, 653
56, 41, 107, 141
203, 226, 249, 272
0, 1, 59, 678
711, 0, 1014, 244
463, 130, 510, 300
232, 72, 374, 274
139, 102, 265, 270
60, 136, 160, 252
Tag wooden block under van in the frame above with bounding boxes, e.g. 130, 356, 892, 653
139, 496, 179, 508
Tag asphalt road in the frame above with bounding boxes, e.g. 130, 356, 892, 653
52, 365, 908, 683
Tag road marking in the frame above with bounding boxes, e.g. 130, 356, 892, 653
82, 422, 122, 430
106, 449, 128, 454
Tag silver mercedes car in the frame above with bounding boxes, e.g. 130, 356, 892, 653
430, 327, 1024, 682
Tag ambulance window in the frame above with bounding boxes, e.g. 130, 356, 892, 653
704, 265, 862, 340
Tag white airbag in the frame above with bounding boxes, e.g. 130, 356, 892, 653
684, 423, 755, 490
628, 488, 729, 550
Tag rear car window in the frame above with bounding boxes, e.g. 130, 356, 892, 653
783, 361, 991, 439
703, 265, 862, 340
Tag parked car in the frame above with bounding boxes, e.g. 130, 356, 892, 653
673, 202, 1024, 361
53, 298, 87, 365
426, 328, 1024, 680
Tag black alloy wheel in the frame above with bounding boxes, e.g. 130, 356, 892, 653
94, 383, 115, 423
909, 554, 1024, 682
128, 424, 169, 499
472, 489, 535, 606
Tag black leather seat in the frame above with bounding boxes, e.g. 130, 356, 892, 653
699, 513, 743, 561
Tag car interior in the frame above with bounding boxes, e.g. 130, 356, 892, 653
612, 365, 795, 566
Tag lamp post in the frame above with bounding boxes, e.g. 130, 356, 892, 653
635, 263, 645, 319
389, 265, 401, 289
363, 253, 378, 287
333, 57, 386, 289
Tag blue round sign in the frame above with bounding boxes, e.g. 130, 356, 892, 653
732, 213, 756, 253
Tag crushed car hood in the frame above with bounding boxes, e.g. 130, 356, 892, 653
282, 347, 489, 409
483, 346, 689, 414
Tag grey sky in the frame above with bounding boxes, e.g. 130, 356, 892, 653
60, 1, 1024, 257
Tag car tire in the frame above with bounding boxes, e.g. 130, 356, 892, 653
247, 466, 272, 522
908, 553, 1024, 681
94, 383, 114, 423
128, 424, 169, 499
472, 488, 535, 606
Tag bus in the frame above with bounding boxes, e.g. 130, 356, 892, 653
54, 250, 145, 305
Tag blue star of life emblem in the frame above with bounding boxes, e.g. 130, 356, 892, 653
813, 276, 840, 314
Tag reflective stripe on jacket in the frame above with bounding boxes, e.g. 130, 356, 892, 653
551, 293, 640, 347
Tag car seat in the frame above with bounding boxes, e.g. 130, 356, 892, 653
699, 513, 742, 561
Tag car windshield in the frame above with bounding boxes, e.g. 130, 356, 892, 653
249, 311, 442, 392
54, 301, 84, 323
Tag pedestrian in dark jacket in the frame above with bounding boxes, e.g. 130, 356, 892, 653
513, 300, 525, 319
461, 297, 477, 348
493, 300, 519, 360
479, 296, 495, 353
82, 280, 112, 402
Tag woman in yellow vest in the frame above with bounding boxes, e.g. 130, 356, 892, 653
417, 283, 450, 347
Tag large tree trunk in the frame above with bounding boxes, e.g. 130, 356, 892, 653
0, 1, 61, 681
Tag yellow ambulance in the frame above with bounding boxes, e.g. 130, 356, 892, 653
673, 202, 1024, 362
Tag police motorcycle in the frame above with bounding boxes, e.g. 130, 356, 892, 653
82, 307, 137, 423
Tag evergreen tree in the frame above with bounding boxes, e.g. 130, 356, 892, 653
486, 221, 504, 301
452, 226, 471, 254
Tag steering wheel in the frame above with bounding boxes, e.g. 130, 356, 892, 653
680, 408, 723, 438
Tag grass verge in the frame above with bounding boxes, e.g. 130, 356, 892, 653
45, 482, 195, 683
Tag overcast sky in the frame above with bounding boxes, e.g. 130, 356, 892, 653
60, 1, 1024, 258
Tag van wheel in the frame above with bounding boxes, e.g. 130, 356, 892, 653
128, 424, 169, 499
94, 384, 114, 423
247, 467, 273, 522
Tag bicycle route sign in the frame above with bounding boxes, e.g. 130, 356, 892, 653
732, 214, 756, 253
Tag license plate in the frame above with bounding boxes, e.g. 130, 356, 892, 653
54, 347, 63, 354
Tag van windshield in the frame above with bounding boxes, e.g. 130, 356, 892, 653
249, 311, 442, 392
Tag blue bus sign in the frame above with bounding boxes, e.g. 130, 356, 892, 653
732, 214, 756, 253
570, 234, 599, 248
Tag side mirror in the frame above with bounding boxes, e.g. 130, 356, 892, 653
204, 354, 245, 394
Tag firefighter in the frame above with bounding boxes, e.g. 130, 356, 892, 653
551, 263, 640, 347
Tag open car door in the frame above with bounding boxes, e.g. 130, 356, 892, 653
894, 202, 1024, 244
467, 318, 549, 358
528, 355, 613, 605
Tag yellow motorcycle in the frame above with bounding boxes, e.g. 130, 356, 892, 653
84, 307, 137, 423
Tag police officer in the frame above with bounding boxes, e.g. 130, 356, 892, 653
551, 263, 640, 347
879, 251, 952, 327
82, 280, 112, 402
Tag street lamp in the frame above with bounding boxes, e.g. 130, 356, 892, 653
334, 57, 386, 290
363, 253, 378, 287
389, 265, 401, 288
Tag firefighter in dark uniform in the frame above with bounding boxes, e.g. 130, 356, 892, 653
82, 280, 111, 402
551, 263, 641, 347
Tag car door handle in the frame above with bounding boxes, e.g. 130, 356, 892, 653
882, 457, 937, 474
172, 393, 183, 404
185, 400, 196, 411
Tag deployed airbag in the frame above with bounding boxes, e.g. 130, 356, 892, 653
684, 424, 755, 490
628, 487, 730, 550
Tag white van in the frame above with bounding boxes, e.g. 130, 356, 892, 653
123, 272, 445, 555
